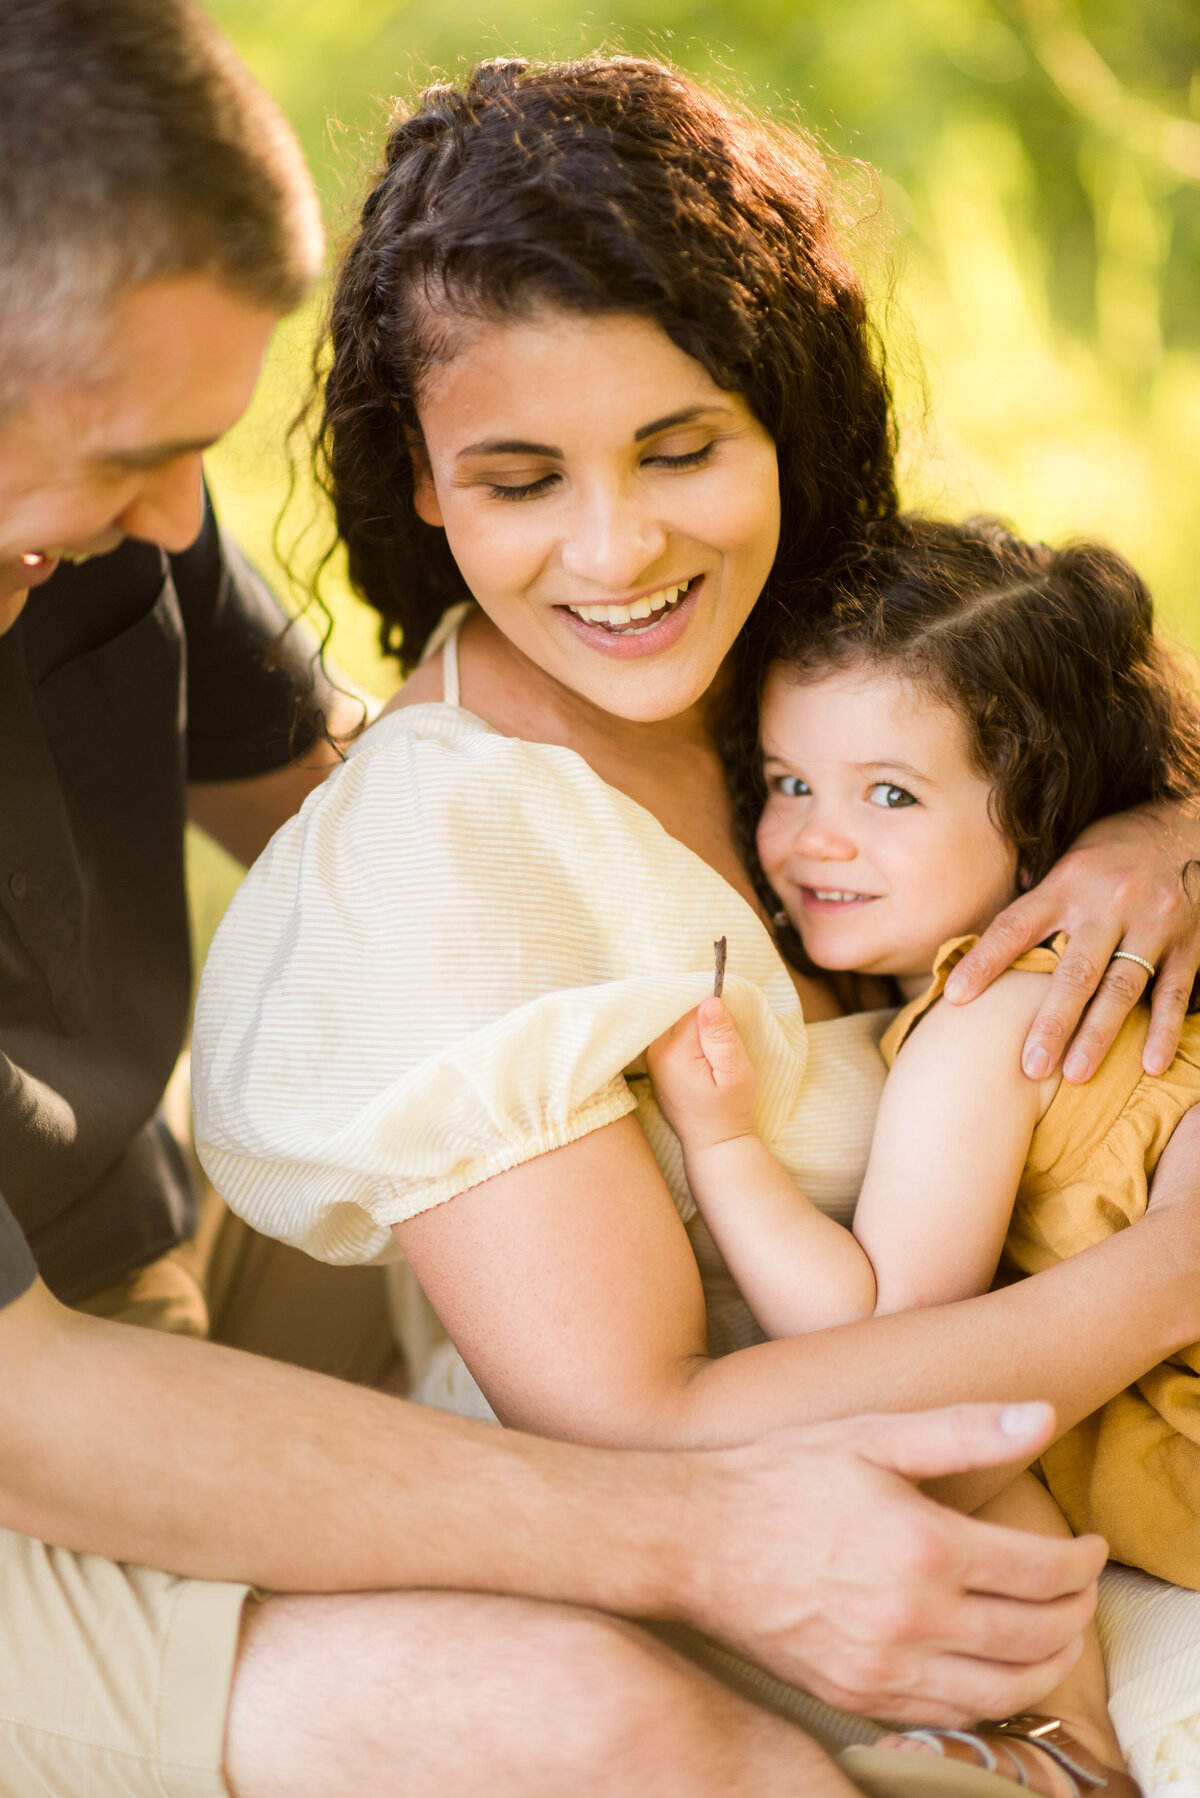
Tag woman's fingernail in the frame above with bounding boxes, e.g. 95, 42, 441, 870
1063, 1050, 1089, 1083
944, 972, 966, 1000
999, 1401, 1051, 1438
1023, 1047, 1051, 1080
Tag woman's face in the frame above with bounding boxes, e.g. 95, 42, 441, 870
411, 310, 780, 722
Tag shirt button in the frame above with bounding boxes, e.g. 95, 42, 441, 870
9, 871, 27, 900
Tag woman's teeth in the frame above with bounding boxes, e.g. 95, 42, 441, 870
565, 581, 689, 632
811, 890, 873, 903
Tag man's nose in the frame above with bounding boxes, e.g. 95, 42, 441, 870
118, 454, 207, 554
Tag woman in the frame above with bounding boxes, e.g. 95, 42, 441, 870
194, 56, 1200, 1794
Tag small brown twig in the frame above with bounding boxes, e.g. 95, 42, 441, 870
713, 936, 727, 999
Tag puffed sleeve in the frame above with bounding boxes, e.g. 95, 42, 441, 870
191, 709, 795, 1265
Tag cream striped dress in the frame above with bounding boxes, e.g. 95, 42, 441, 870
193, 611, 890, 1345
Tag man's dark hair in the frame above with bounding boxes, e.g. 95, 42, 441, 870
0, 0, 321, 404
313, 55, 898, 671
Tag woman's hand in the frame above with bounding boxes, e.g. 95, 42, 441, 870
943, 802, 1200, 1082
683, 1401, 1105, 1725
647, 998, 758, 1153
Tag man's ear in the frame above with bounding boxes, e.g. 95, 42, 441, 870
406, 430, 444, 528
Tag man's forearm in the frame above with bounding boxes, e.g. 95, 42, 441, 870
0, 1281, 686, 1617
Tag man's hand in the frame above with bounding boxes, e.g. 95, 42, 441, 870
647, 998, 759, 1154
943, 804, 1200, 1084
680, 1401, 1104, 1726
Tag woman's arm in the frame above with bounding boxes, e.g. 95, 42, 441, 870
647, 998, 877, 1334
395, 1105, 1200, 1508
945, 802, 1200, 1082
852, 971, 1051, 1314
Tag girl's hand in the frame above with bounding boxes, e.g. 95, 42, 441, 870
942, 802, 1200, 1083
646, 998, 758, 1154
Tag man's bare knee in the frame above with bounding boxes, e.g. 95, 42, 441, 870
223, 1589, 839, 1798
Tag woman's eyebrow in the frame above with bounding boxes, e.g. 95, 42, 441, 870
457, 436, 559, 459
457, 404, 734, 460
633, 403, 731, 441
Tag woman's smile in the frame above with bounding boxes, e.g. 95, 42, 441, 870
410, 310, 780, 722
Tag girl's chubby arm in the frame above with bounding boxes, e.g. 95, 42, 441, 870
646, 998, 877, 1335
852, 970, 1058, 1315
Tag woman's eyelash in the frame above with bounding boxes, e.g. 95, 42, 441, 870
486, 474, 560, 502
645, 443, 716, 469
485, 442, 716, 501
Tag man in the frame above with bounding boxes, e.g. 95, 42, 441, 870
0, 2, 1110, 1793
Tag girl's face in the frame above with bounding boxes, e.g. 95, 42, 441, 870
411, 309, 780, 723
755, 664, 1020, 997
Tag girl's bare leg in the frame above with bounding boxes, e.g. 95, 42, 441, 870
878, 1471, 1124, 1796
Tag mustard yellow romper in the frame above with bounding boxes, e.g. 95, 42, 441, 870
883, 935, 1200, 1588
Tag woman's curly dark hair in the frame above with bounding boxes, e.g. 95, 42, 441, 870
314, 54, 898, 670
719, 514, 1200, 966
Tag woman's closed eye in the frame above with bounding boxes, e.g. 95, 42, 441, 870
642, 441, 717, 472
483, 440, 717, 501
868, 782, 917, 809
486, 472, 561, 502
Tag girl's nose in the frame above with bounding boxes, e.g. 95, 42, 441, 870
559, 484, 667, 592
792, 813, 858, 861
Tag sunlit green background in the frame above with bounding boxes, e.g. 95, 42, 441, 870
191, 0, 1200, 941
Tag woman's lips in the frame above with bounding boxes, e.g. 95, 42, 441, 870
557, 576, 703, 655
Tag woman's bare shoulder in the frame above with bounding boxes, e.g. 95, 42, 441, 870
381, 657, 444, 715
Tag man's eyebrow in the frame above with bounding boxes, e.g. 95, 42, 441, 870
100, 437, 219, 470
456, 404, 733, 461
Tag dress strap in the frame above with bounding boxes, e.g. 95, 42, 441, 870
442, 615, 462, 708
417, 602, 473, 708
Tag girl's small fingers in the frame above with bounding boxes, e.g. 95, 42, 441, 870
1018, 923, 1123, 1080
1144, 951, 1197, 1076
943, 893, 1054, 1004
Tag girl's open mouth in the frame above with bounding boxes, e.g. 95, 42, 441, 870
799, 888, 879, 913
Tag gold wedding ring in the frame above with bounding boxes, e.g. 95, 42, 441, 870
1111, 949, 1156, 978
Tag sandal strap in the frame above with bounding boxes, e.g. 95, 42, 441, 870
893, 1718, 1139, 1796
987, 1716, 1131, 1793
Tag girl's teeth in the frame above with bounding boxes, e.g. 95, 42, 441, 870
567, 583, 686, 628
814, 890, 868, 902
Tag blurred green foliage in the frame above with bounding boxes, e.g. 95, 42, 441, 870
203, 0, 1200, 709
187, 0, 1199, 958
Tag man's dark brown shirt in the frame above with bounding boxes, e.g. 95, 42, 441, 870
0, 499, 320, 1307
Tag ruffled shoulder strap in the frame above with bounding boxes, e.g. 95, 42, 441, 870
880, 933, 1064, 1067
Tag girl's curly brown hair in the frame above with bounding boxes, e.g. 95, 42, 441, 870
719, 514, 1200, 965
313, 54, 897, 671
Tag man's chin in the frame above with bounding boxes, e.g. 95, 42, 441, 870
0, 587, 29, 635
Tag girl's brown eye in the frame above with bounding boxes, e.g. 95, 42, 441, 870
775, 775, 810, 798
868, 782, 916, 809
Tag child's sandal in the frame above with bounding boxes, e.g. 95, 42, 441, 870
854, 1714, 1139, 1797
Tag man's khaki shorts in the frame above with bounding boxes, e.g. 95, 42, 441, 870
2, 1188, 397, 1797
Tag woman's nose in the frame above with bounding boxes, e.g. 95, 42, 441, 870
558, 484, 667, 592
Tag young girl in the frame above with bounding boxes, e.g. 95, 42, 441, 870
650, 514, 1200, 1795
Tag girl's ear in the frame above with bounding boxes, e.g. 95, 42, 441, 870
406, 430, 444, 528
